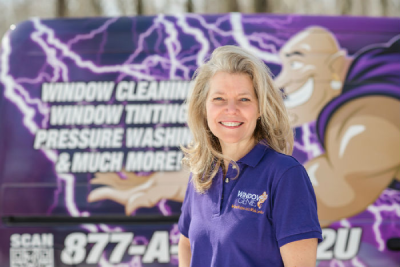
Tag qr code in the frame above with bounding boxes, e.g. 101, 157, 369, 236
10, 248, 54, 267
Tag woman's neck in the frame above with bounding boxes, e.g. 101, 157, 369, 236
220, 138, 257, 169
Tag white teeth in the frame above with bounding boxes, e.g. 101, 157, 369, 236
221, 122, 242, 127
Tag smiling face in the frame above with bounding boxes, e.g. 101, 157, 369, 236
274, 27, 346, 127
206, 72, 260, 152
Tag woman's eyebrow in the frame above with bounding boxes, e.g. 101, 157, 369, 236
210, 91, 253, 96
238, 92, 252, 96
210, 91, 226, 95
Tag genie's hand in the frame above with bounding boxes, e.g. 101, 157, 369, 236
87, 170, 189, 215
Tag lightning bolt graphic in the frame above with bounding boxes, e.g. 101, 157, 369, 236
176, 14, 210, 67
116, 17, 164, 82
351, 257, 366, 267
293, 121, 324, 164
367, 188, 400, 252
241, 15, 294, 28
31, 26, 70, 82
67, 17, 119, 47
230, 13, 281, 64
169, 224, 180, 265
330, 259, 345, 267
301, 122, 323, 158
2, 32, 42, 133
1, 30, 85, 217
31, 18, 155, 81
185, 14, 232, 47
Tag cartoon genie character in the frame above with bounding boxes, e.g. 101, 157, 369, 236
275, 27, 400, 226
88, 27, 400, 227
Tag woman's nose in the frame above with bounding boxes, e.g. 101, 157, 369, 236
226, 100, 238, 113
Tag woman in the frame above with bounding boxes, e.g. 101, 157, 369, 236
178, 45, 322, 267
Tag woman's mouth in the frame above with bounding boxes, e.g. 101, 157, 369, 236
219, 121, 243, 128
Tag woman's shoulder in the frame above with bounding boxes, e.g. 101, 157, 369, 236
262, 148, 303, 173
259, 149, 309, 192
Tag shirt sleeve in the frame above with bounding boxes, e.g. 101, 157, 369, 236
272, 165, 323, 247
178, 174, 193, 238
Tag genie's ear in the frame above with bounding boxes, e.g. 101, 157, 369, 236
327, 49, 347, 75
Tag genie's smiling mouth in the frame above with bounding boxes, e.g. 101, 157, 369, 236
283, 77, 314, 108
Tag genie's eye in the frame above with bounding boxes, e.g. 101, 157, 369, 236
291, 61, 304, 70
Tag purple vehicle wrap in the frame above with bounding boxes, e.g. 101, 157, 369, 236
0, 13, 399, 266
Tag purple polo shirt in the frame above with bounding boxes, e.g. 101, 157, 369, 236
178, 143, 322, 267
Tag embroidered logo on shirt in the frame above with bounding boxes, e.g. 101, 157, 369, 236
257, 192, 268, 209
232, 190, 268, 214
235, 190, 268, 209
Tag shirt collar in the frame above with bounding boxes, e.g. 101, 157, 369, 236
237, 142, 269, 167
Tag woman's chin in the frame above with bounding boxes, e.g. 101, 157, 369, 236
217, 136, 255, 147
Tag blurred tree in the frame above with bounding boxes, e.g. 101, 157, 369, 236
1, 0, 399, 38
228, 0, 239, 12
187, 0, 193, 13
137, 0, 143, 15
56, 0, 66, 17
254, 0, 269, 13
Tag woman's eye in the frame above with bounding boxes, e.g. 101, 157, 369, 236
240, 98, 250, 102
214, 97, 224, 101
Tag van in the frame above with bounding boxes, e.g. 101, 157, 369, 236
0, 13, 399, 266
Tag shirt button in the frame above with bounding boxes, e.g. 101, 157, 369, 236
232, 165, 237, 169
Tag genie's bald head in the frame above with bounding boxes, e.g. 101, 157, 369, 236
275, 27, 350, 127
282, 27, 341, 55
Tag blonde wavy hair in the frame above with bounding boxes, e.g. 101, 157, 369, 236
182, 45, 294, 193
